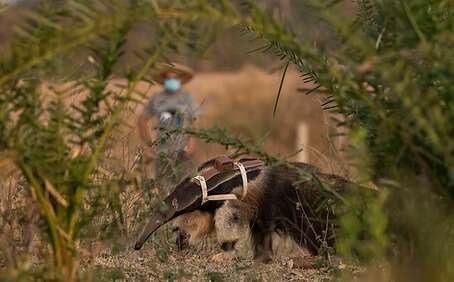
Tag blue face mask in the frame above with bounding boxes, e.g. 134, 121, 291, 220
164, 78, 181, 92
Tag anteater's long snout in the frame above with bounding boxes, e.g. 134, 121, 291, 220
134, 210, 175, 250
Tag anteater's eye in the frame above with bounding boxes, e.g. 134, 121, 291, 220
231, 213, 239, 222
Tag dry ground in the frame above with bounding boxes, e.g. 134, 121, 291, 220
81, 234, 340, 282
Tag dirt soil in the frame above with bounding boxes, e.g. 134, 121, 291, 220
83, 239, 336, 282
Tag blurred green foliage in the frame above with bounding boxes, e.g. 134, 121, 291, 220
0, 0, 452, 281
241, 0, 453, 280
206, 271, 224, 282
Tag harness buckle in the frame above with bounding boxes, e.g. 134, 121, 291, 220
214, 156, 234, 171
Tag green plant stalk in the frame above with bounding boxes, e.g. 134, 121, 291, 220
2, 6, 169, 279
20, 164, 64, 273
67, 44, 167, 243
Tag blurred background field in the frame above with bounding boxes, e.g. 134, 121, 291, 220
120, 65, 348, 174
0, 0, 352, 173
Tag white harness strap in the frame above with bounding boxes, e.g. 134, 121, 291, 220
206, 193, 238, 202
234, 162, 248, 199
193, 176, 238, 204
193, 176, 209, 203
192, 162, 250, 203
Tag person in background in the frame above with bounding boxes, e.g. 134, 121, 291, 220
137, 63, 199, 192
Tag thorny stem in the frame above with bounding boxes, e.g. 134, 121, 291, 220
67, 40, 170, 243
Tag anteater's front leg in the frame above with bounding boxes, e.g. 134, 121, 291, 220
252, 230, 273, 263
175, 228, 190, 250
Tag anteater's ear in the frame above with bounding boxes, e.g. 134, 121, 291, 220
230, 186, 246, 199
224, 198, 242, 210
233, 199, 243, 207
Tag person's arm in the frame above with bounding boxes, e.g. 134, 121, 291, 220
185, 118, 197, 156
138, 96, 158, 159
137, 112, 158, 161
137, 113, 152, 145
184, 93, 200, 157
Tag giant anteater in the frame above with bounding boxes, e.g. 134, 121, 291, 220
134, 156, 357, 263
214, 163, 353, 262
